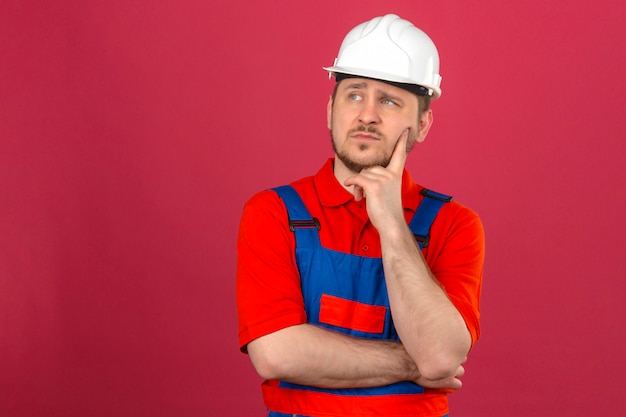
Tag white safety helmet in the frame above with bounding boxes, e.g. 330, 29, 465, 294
324, 14, 442, 99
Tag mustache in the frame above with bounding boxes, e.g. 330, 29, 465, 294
349, 125, 382, 137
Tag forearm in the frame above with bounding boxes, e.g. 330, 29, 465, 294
380, 222, 471, 380
247, 323, 418, 388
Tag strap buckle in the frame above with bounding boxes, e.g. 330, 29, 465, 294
413, 234, 430, 248
289, 219, 321, 232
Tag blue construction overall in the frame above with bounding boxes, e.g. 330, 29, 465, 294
263, 185, 453, 417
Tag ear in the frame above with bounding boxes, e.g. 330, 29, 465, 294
415, 109, 433, 143
326, 96, 333, 130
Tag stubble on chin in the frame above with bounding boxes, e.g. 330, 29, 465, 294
329, 130, 391, 173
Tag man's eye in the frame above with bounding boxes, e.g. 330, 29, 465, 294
382, 99, 396, 106
349, 93, 362, 101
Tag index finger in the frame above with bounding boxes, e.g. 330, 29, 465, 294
387, 129, 409, 173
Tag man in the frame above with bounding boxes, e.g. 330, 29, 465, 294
236, 14, 484, 417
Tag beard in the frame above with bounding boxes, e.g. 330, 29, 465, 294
330, 125, 417, 173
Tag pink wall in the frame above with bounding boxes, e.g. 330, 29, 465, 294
2, 1, 625, 415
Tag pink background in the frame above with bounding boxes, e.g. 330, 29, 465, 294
2, 1, 625, 416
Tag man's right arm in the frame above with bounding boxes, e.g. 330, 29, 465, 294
247, 323, 463, 390
247, 323, 416, 388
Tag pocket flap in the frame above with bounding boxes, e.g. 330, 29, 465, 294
319, 294, 386, 334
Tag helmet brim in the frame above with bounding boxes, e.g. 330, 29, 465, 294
323, 66, 441, 99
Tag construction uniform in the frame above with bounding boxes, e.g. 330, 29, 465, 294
237, 159, 484, 416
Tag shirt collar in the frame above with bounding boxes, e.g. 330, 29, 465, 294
313, 158, 421, 212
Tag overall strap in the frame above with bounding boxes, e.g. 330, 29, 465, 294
408, 188, 453, 249
271, 185, 321, 248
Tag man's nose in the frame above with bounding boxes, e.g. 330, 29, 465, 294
358, 100, 381, 124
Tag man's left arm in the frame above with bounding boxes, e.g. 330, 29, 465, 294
378, 212, 474, 381
344, 131, 482, 382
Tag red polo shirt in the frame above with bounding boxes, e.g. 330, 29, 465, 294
236, 159, 484, 351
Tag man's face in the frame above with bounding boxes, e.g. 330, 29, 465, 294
327, 77, 432, 174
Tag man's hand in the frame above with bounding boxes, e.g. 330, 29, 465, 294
343, 129, 409, 231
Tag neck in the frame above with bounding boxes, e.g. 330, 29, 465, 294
332, 157, 360, 195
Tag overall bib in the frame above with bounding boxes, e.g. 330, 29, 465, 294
264, 185, 452, 417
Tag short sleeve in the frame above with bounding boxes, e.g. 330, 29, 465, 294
236, 190, 308, 352
425, 202, 485, 345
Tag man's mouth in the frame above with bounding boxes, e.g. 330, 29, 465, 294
352, 132, 379, 140
350, 126, 381, 141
